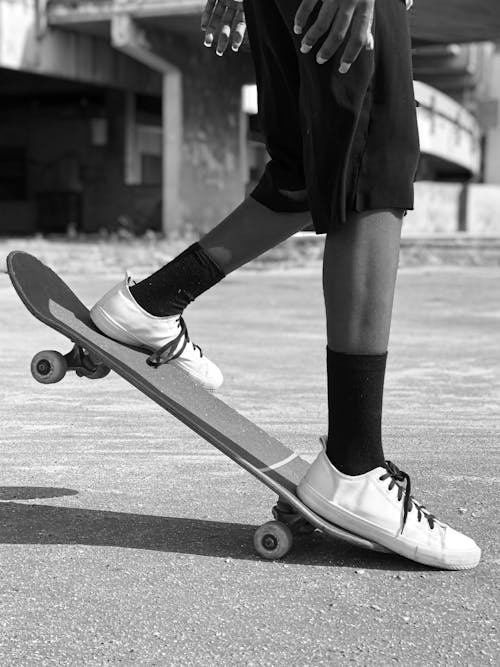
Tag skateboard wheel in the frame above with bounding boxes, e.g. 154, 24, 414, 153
253, 521, 293, 560
31, 350, 67, 384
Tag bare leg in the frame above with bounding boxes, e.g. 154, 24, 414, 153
323, 209, 403, 354
128, 191, 310, 318
200, 191, 310, 274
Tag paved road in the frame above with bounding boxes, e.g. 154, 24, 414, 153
0, 264, 498, 665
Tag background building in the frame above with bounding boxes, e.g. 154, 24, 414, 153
0, 0, 499, 236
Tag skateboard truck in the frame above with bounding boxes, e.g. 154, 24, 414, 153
272, 498, 315, 535
30, 344, 111, 384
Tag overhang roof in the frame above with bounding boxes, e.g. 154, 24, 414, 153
409, 0, 500, 45
47, 0, 500, 46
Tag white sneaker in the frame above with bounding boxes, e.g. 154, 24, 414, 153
89, 275, 223, 391
297, 437, 481, 570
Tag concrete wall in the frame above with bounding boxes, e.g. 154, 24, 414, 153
403, 181, 500, 236
404, 182, 463, 235
0, 0, 256, 235
466, 184, 500, 234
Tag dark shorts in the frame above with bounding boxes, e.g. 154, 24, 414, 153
244, 0, 420, 233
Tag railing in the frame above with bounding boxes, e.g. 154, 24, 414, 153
48, 0, 205, 20
414, 80, 482, 176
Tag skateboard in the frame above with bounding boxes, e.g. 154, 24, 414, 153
7, 251, 389, 560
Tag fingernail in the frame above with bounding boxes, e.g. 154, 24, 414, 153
300, 43, 311, 54
316, 55, 327, 65
216, 50, 223, 57
204, 37, 213, 47
339, 62, 350, 74
294, 24, 302, 35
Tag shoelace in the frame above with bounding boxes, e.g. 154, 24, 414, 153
379, 461, 436, 533
146, 317, 203, 368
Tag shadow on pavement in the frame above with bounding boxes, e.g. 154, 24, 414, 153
0, 486, 79, 501
0, 486, 428, 572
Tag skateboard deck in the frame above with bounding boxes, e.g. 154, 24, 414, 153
7, 251, 389, 558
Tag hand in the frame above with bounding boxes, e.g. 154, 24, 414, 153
294, 0, 375, 72
201, 0, 246, 56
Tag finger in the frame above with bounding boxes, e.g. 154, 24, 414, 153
338, 7, 372, 71
315, 7, 353, 64
204, 27, 215, 47
300, 1, 338, 54
203, 0, 226, 46
203, 27, 215, 48
216, 22, 232, 56
365, 10, 374, 50
201, 0, 217, 31
365, 29, 374, 51
229, 4, 246, 52
231, 20, 247, 52
294, 0, 319, 36
205, 0, 226, 32
216, 3, 243, 55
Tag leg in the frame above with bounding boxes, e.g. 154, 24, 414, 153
90, 0, 310, 391
90, 192, 310, 392
131, 0, 312, 311
297, 208, 481, 568
200, 191, 310, 274
128, 0, 312, 311
323, 209, 402, 474
323, 209, 402, 354
130, 192, 310, 316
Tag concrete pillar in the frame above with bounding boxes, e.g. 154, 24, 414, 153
111, 14, 183, 236
124, 91, 140, 185
162, 70, 183, 236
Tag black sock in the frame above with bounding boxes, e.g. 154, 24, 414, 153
130, 243, 225, 316
326, 347, 387, 476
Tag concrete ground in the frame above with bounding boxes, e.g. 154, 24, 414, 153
0, 260, 498, 666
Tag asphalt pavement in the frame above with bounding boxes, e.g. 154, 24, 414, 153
0, 261, 498, 665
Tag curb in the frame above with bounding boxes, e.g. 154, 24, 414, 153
1, 234, 500, 276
